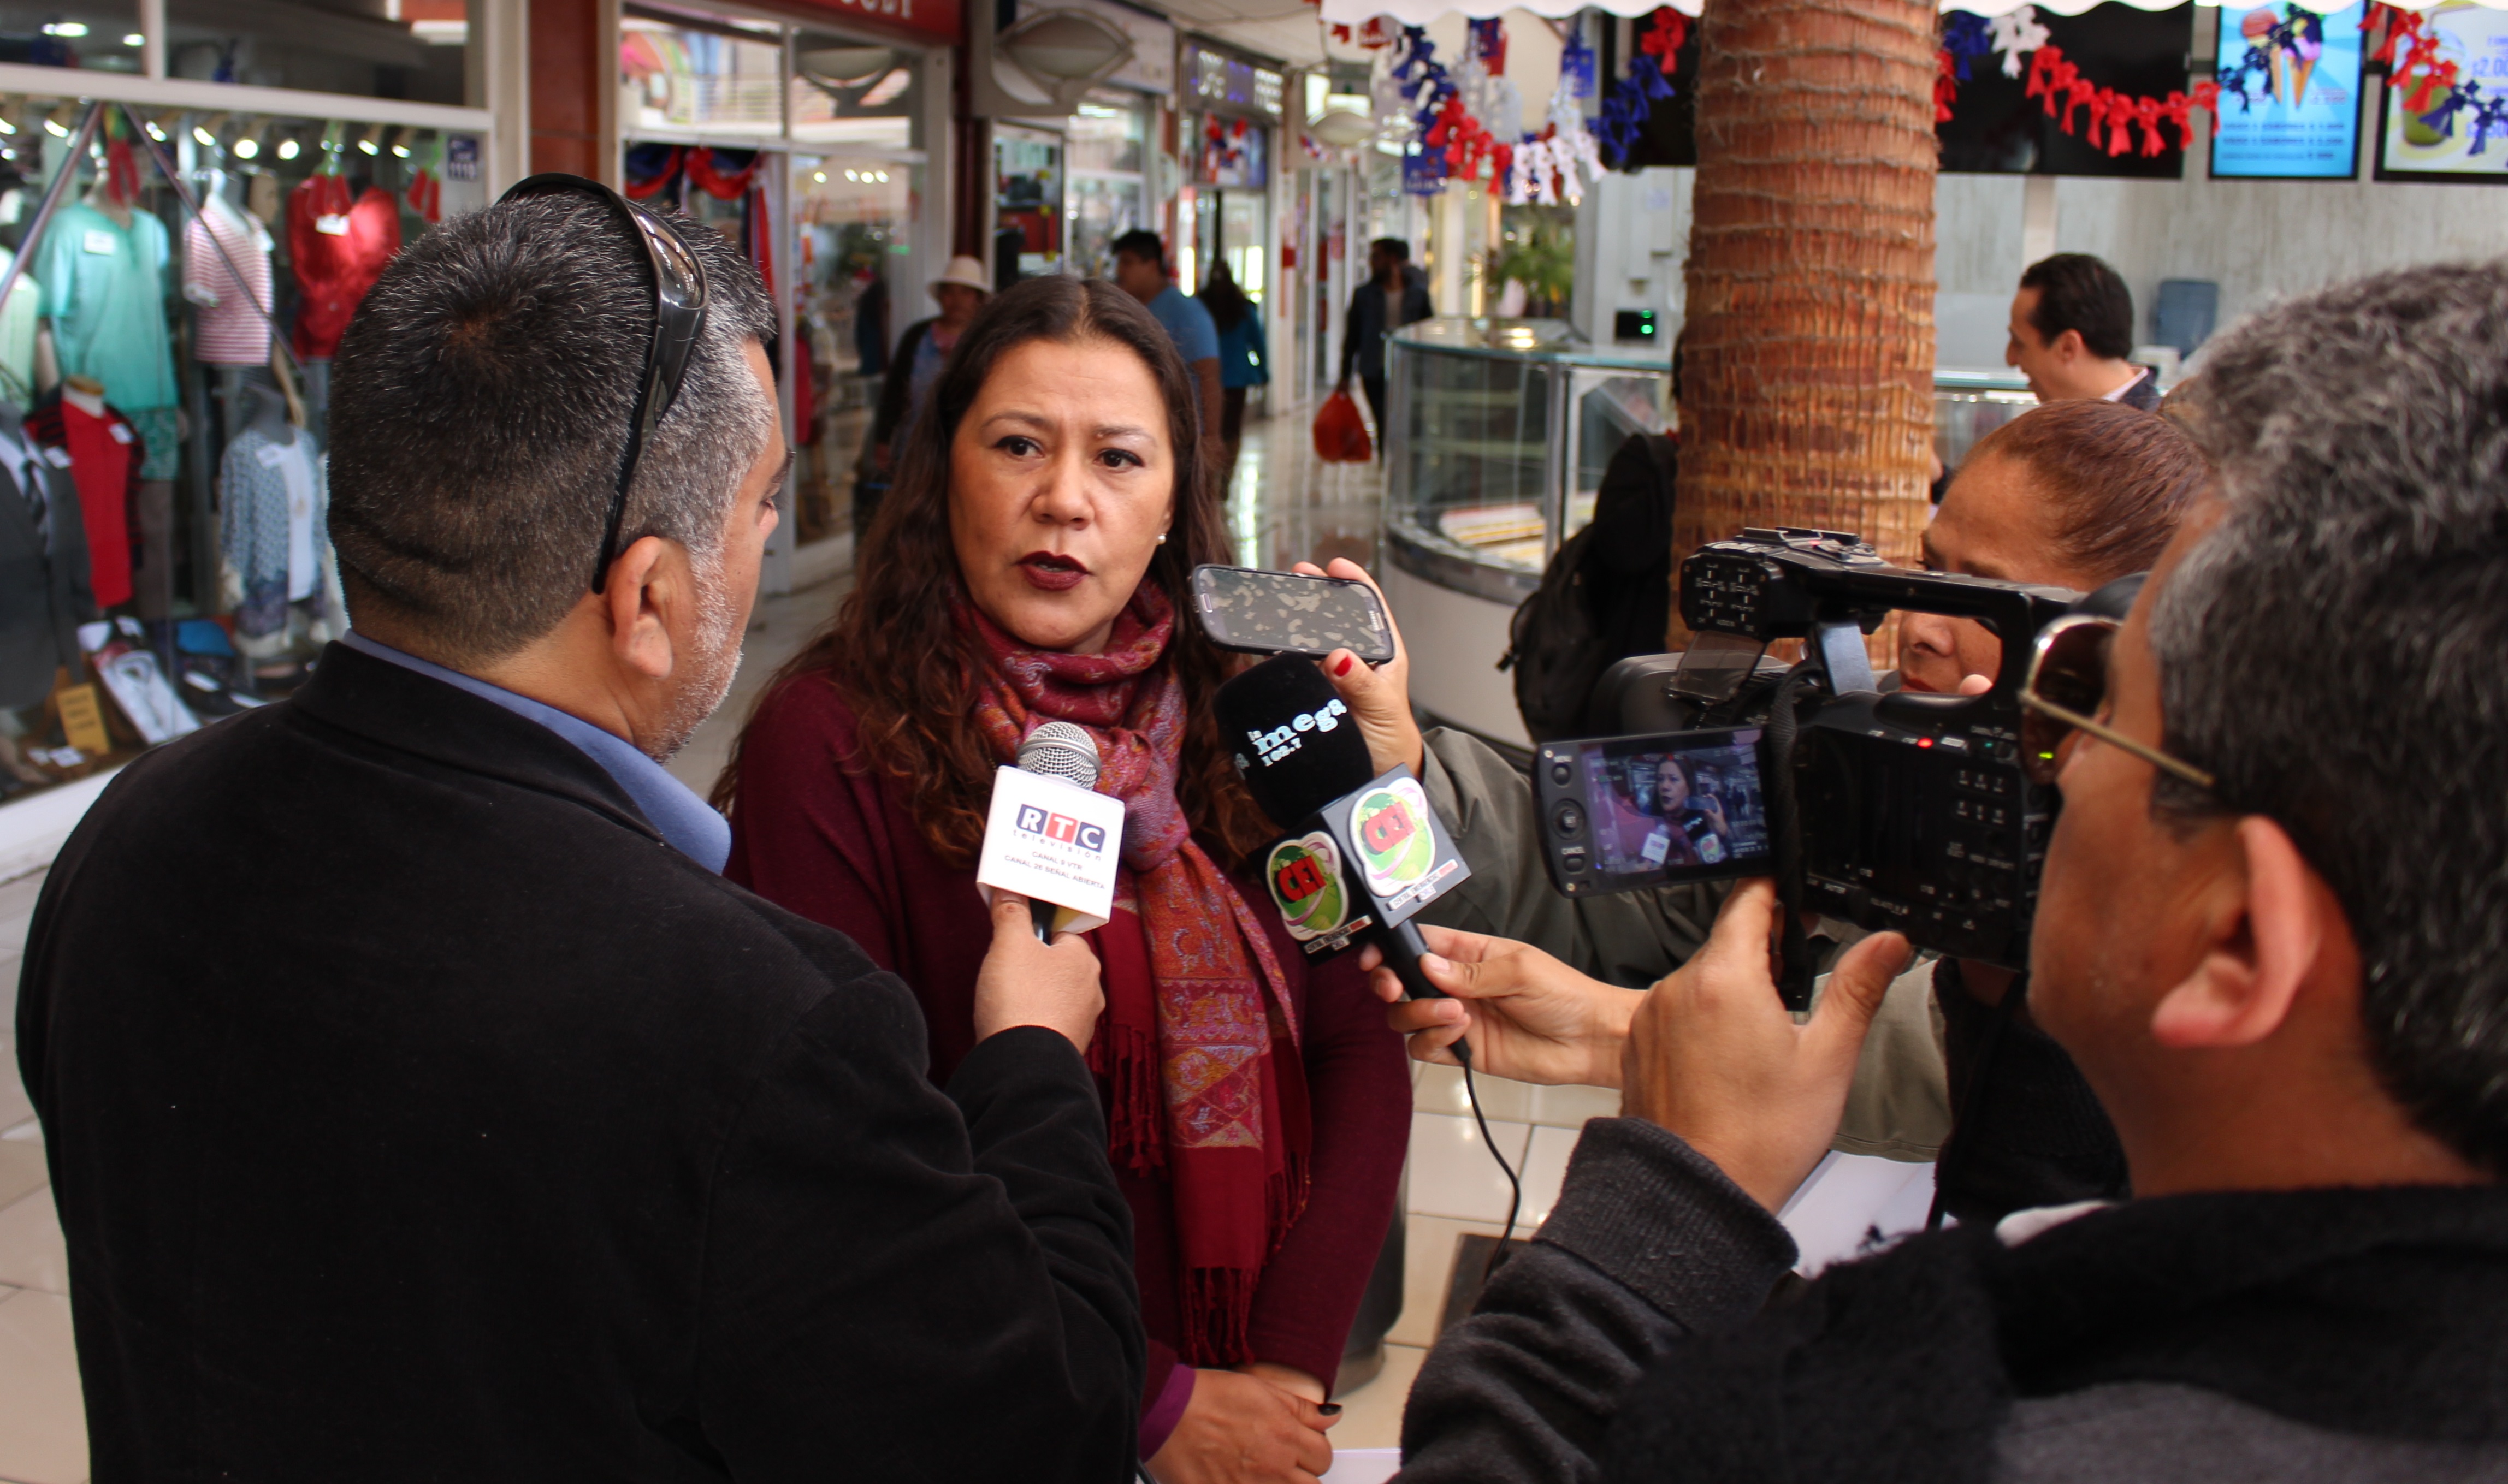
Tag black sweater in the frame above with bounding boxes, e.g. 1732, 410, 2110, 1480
1400, 1119, 2508, 1482
19, 643, 1143, 1481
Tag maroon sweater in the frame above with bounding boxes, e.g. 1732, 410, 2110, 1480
723, 673, 1411, 1401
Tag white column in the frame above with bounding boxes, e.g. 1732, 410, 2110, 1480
2021, 173, 2058, 266
139, 0, 165, 78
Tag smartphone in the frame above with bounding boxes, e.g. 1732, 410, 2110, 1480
1534, 727, 1773, 896
1191, 565, 1397, 664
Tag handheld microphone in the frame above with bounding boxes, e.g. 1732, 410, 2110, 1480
1013, 722, 1103, 941
1215, 655, 1470, 1013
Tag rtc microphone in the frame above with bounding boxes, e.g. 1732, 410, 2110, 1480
1013, 722, 1102, 941
1215, 655, 1471, 1020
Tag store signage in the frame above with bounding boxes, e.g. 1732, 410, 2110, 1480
2375, 2, 2508, 183
2210, 0, 2365, 179
1184, 42, 1285, 120
798, 0, 964, 49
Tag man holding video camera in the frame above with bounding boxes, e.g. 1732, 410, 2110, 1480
1381, 262, 2508, 1481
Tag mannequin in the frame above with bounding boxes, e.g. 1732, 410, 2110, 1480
185, 168, 279, 439
219, 380, 334, 668
36, 155, 179, 625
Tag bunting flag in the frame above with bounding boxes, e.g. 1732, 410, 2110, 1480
1597, 8, 1689, 168
1938, 4, 2220, 158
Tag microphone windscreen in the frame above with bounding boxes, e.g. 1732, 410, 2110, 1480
1214, 653, 1375, 829
1018, 720, 1102, 790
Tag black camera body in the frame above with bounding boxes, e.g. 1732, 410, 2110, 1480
1545, 527, 2079, 971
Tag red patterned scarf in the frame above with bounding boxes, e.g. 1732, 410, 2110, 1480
965, 584, 1310, 1362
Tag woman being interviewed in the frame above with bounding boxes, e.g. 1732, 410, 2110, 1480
714, 275, 1409, 1483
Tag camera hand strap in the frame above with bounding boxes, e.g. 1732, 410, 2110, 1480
1763, 662, 1825, 1013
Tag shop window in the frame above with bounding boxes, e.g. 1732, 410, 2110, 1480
790, 31, 917, 149
792, 155, 918, 547
0, 94, 484, 810
1066, 88, 1142, 283
620, 5, 784, 136
0, 2, 140, 72
993, 124, 1061, 289
165, 0, 470, 106
1068, 88, 1142, 174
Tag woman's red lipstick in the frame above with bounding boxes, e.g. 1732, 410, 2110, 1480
1018, 551, 1089, 592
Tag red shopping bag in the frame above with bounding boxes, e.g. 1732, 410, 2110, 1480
1312, 389, 1374, 463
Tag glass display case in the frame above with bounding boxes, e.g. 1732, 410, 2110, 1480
1378, 324, 2039, 747
1382, 318, 1673, 608
1933, 367, 2036, 472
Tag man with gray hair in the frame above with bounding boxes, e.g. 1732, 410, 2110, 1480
1378, 259, 2508, 1482
18, 182, 1142, 1479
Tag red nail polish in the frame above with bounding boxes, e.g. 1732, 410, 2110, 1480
1333, 655, 1354, 678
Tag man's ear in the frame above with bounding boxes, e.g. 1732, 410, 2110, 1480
2150, 816, 2332, 1050
601, 535, 675, 679
2050, 327, 2087, 364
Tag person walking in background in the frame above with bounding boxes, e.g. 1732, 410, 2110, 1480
1112, 230, 1223, 480
2006, 253, 2159, 409
1336, 238, 1433, 457
862, 254, 989, 541
1199, 262, 1267, 496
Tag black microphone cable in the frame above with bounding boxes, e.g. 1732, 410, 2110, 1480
1460, 1050, 1524, 1290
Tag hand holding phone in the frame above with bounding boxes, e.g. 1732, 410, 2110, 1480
1191, 564, 1398, 664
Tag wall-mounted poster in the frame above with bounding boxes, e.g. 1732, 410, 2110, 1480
2376, 2, 2508, 182
2210, 1, 2366, 178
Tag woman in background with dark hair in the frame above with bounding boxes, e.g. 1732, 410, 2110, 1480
714, 274, 1407, 1484
1198, 262, 1266, 494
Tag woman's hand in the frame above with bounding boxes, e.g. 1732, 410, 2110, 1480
1146, 1367, 1337, 1484
1363, 924, 1640, 1088
1293, 558, 1423, 779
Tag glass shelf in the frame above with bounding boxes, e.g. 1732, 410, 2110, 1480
1382, 318, 1671, 603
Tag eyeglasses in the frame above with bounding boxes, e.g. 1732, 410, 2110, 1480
497, 173, 711, 593
2018, 613, 2216, 792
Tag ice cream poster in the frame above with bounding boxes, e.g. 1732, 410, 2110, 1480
2376, 2, 2508, 181
2212, 1, 2367, 178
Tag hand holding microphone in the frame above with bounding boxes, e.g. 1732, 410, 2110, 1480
974, 887, 1105, 1053
972, 721, 1115, 1053
1215, 652, 1473, 1034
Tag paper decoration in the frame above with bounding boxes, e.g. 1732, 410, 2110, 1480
2366, 1, 2508, 153
1938, 5, 2221, 158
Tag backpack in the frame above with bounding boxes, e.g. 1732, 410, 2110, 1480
1499, 431, 1681, 742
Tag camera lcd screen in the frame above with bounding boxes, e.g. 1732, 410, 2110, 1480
1580, 729, 1772, 882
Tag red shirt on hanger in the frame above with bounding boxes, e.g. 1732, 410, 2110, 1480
25, 395, 139, 610
289, 175, 401, 360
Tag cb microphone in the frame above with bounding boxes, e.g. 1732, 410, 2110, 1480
1013, 721, 1102, 941
1215, 655, 1471, 1019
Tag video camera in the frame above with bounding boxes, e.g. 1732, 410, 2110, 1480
1535, 527, 2079, 985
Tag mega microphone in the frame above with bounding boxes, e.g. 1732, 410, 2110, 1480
977, 721, 1122, 943
1215, 654, 1470, 1010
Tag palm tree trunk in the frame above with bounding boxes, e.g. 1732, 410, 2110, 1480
1670, 0, 1939, 657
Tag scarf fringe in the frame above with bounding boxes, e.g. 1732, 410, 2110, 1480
1178, 1266, 1263, 1366
1099, 1020, 1165, 1178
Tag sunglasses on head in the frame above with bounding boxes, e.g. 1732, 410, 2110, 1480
496, 173, 712, 593
2018, 612, 2215, 792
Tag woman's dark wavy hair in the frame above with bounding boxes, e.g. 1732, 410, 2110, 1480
713, 274, 1270, 868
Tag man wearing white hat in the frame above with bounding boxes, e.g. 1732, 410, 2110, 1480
864, 254, 990, 532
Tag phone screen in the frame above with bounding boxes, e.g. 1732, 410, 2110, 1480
1581, 729, 1771, 881
1192, 566, 1397, 663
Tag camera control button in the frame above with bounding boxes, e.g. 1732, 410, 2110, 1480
1552, 801, 1585, 838
1550, 760, 1574, 787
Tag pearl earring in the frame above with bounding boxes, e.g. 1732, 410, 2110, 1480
1156, 531, 1169, 545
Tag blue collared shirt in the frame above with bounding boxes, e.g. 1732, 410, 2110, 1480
339, 631, 732, 874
